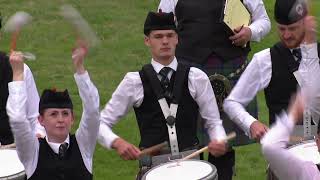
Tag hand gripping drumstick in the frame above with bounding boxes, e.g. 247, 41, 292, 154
139, 141, 168, 157
181, 132, 236, 161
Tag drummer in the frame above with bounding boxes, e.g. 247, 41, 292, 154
6, 42, 100, 179
98, 11, 227, 178
0, 14, 45, 146
261, 90, 320, 180
224, 0, 319, 141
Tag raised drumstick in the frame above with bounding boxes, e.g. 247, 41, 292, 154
3, 11, 36, 60
60, 4, 101, 49
181, 132, 236, 161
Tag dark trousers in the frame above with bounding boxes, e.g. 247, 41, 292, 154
208, 149, 235, 180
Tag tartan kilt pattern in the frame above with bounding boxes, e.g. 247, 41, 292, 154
198, 54, 258, 147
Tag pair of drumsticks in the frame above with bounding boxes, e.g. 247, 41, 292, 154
139, 132, 236, 160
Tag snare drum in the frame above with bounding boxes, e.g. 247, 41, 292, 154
0, 149, 25, 180
142, 160, 218, 180
267, 140, 320, 180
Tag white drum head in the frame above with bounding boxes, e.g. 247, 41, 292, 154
288, 140, 320, 164
0, 149, 25, 177
144, 160, 215, 180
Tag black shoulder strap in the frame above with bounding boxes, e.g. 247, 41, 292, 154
317, 164, 320, 171
171, 63, 189, 104
142, 64, 164, 99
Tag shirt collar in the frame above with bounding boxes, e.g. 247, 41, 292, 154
151, 57, 178, 73
46, 134, 70, 154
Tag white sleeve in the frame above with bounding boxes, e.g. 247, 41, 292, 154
261, 112, 318, 180
24, 64, 45, 136
244, 0, 271, 42
74, 71, 100, 173
223, 49, 271, 137
98, 72, 143, 149
6, 81, 39, 178
158, 0, 176, 13
188, 67, 226, 140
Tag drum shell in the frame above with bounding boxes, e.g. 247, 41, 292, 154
0, 148, 26, 180
142, 160, 218, 180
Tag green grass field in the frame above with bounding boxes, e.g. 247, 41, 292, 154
1, 0, 319, 179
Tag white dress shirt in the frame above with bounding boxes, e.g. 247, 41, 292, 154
261, 112, 320, 180
158, 0, 271, 42
6, 71, 100, 178
224, 43, 320, 137
98, 57, 226, 149
23, 64, 45, 137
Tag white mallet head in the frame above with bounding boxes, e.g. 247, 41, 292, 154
3, 11, 32, 32
60, 4, 100, 48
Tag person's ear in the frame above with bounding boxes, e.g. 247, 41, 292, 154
144, 36, 151, 47
38, 115, 45, 127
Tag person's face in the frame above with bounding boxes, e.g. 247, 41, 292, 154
144, 30, 178, 64
277, 19, 305, 49
39, 108, 74, 143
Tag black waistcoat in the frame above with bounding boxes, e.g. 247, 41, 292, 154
174, 0, 250, 64
134, 64, 199, 151
29, 135, 92, 180
265, 42, 320, 125
0, 52, 14, 145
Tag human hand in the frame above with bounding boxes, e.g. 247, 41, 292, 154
208, 139, 227, 157
250, 121, 269, 141
229, 26, 252, 47
288, 93, 305, 124
111, 138, 141, 160
9, 51, 25, 81
72, 39, 88, 74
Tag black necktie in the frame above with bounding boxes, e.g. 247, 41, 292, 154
159, 67, 172, 89
292, 48, 302, 63
58, 142, 68, 160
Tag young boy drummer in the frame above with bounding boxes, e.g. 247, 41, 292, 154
6, 44, 100, 180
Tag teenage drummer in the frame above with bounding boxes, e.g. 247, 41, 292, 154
97, 11, 227, 179
6, 42, 100, 179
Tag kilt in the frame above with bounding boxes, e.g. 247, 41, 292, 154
192, 53, 258, 146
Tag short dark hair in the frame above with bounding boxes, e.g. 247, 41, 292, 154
143, 11, 176, 36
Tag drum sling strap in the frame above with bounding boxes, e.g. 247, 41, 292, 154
142, 63, 187, 157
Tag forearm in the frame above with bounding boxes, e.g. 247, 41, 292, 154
6, 81, 38, 176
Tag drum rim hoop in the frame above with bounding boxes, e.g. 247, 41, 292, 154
142, 159, 217, 179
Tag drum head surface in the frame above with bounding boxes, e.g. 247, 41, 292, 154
288, 140, 320, 164
0, 149, 25, 177
144, 160, 216, 180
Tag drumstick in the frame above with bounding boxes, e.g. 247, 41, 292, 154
181, 132, 236, 161
0, 143, 16, 149
139, 141, 168, 157
60, 4, 101, 49
3, 11, 36, 60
